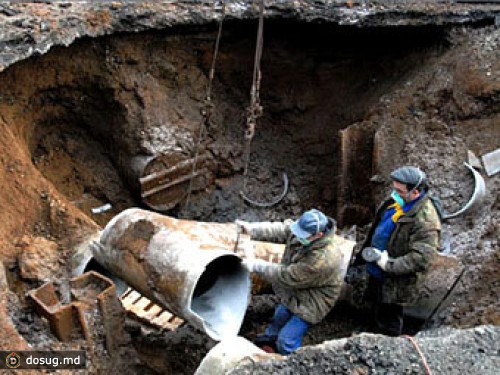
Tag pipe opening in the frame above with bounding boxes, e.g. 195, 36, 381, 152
191, 255, 250, 340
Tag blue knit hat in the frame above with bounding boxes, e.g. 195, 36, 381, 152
290, 209, 328, 239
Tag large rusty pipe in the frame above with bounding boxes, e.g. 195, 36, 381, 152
91, 208, 251, 341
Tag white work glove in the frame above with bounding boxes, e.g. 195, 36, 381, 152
235, 219, 254, 235
241, 259, 272, 274
362, 247, 390, 271
376, 250, 389, 270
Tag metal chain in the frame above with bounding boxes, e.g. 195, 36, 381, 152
242, 0, 265, 192
182, 2, 226, 216
240, 0, 288, 208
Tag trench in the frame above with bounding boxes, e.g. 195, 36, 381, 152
0, 20, 452, 374
1, 21, 448, 226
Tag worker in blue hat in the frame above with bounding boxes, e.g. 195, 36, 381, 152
237, 209, 344, 355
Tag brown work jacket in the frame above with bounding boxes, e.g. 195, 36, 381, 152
361, 194, 441, 305
249, 218, 344, 324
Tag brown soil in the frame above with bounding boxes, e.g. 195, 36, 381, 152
0, 16, 497, 375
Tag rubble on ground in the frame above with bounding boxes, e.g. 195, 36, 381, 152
229, 325, 500, 375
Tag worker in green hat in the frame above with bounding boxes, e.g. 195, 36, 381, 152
355, 166, 441, 336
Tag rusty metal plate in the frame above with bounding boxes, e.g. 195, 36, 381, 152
482, 148, 500, 177
28, 271, 117, 342
139, 152, 213, 211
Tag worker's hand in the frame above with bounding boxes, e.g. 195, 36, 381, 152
361, 247, 382, 262
241, 259, 271, 274
235, 219, 253, 235
376, 250, 389, 270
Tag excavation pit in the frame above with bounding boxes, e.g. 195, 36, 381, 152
0, 22, 451, 226
0, 3, 498, 374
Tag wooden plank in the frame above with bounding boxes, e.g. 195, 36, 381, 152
120, 288, 133, 299
120, 290, 142, 306
170, 317, 184, 326
134, 297, 152, 310
152, 311, 174, 326
143, 304, 163, 320
163, 317, 185, 331
121, 290, 142, 304
127, 297, 152, 316
118, 288, 183, 330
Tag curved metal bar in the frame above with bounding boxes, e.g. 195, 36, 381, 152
443, 162, 486, 220
240, 172, 289, 208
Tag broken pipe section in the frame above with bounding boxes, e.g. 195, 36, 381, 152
91, 208, 251, 341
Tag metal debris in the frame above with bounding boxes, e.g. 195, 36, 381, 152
28, 271, 120, 347
443, 162, 486, 220
467, 149, 482, 170
481, 148, 500, 177
91, 203, 112, 214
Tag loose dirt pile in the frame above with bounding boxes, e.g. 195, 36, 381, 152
229, 325, 500, 374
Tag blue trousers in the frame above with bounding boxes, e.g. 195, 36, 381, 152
260, 304, 310, 355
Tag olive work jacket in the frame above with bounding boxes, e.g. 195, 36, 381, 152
360, 194, 441, 305
248, 218, 344, 324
